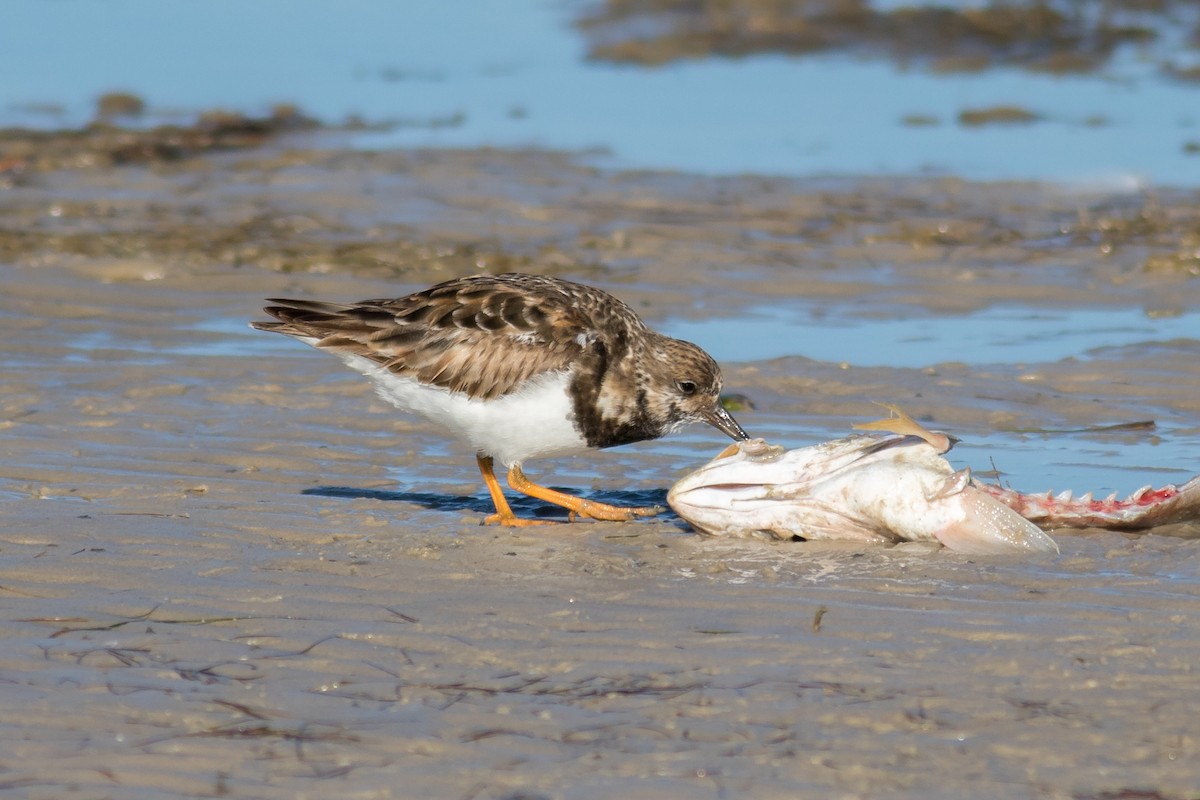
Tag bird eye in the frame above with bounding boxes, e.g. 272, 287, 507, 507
677, 380, 698, 395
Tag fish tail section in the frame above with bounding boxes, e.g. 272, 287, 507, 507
934, 488, 1060, 555
976, 476, 1200, 530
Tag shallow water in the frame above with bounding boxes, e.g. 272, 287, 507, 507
49, 306, 1197, 502
664, 304, 1200, 366
950, 429, 1196, 498
4, 0, 1200, 185
95, 303, 1200, 379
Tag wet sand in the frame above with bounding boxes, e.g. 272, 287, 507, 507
1, 145, 1199, 798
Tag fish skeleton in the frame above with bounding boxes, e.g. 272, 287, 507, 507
667, 407, 1200, 555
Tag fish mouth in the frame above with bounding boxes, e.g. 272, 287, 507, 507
668, 483, 772, 515
701, 405, 750, 441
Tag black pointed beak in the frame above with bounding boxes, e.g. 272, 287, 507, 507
702, 404, 750, 441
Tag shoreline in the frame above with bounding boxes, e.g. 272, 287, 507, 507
1, 142, 1198, 797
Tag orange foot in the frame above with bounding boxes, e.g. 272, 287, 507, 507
475, 455, 664, 526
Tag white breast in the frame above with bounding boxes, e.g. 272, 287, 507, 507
332, 352, 586, 467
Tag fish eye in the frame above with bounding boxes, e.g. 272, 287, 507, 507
676, 380, 698, 396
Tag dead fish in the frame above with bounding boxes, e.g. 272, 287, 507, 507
669, 433, 1059, 555
667, 404, 1199, 555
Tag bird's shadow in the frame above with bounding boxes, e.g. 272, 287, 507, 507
302, 484, 674, 522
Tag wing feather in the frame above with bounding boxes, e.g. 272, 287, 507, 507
251, 275, 596, 400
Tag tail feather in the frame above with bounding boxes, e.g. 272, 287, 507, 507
250, 298, 393, 340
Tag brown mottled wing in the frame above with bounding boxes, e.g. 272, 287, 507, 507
252, 275, 597, 400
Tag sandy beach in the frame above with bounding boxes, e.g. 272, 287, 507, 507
1, 144, 1199, 798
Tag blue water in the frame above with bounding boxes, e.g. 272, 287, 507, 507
45, 311, 1195, 499
948, 430, 1196, 499
2, 0, 1199, 186
61, 307, 1193, 370
663, 305, 1200, 366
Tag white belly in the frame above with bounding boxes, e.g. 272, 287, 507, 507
333, 352, 586, 467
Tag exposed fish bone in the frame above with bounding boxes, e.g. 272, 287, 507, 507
979, 476, 1200, 530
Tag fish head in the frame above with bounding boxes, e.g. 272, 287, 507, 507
667, 435, 896, 541
666, 438, 783, 536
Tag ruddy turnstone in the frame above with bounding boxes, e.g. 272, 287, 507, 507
251, 272, 749, 526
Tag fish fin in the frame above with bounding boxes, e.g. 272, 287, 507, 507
928, 468, 972, 501
933, 488, 1060, 555
852, 403, 952, 453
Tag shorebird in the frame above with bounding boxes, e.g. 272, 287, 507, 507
251, 272, 748, 525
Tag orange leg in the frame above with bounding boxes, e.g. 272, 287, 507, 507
477, 454, 555, 527
476, 455, 664, 525
505, 463, 664, 523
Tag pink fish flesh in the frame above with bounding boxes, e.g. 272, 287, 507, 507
978, 478, 1200, 530
667, 433, 1200, 554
